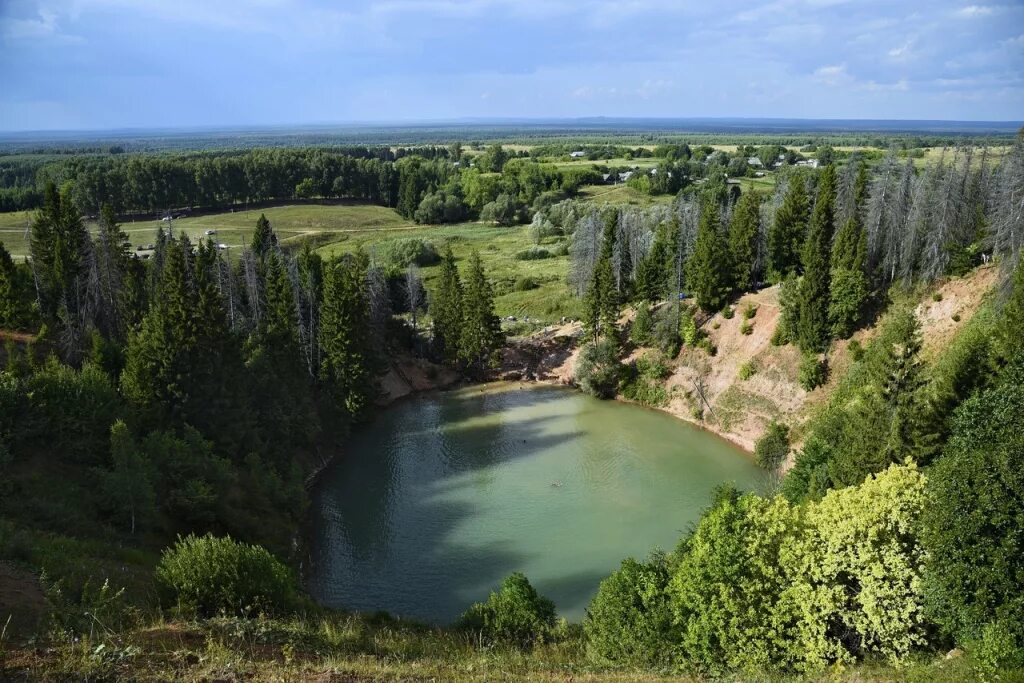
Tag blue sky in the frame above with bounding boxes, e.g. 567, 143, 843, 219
0, 0, 1022, 131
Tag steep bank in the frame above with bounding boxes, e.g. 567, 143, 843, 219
505, 265, 999, 455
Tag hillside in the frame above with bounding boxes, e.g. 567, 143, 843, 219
545, 265, 999, 455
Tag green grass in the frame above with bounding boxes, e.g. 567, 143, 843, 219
577, 184, 674, 207
547, 156, 660, 171
318, 221, 581, 324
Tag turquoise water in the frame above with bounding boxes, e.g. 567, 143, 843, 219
308, 382, 765, 624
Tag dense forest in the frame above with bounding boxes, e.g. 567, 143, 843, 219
1, 134, 1023, 679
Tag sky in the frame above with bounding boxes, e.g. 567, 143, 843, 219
0, 0, 1022, 131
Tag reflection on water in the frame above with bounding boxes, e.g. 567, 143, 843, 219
308, 382, 765, 624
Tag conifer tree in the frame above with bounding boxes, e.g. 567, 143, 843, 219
94, 203, 133, 338
0, 242, 30, 330
634, 219, 676, 302
432, 247, 464, 363
797, 165, 837, 352
584, 251, 619, 342
685, 201, 733, 314
767, 177, 810, 281
728, 191, 761, 293
459, 251, 503, 370
828, 217, 869, 338
251, 213, 275, 259
320, 254, 375, 419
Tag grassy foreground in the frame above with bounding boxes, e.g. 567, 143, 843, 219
0, 611, 988, 682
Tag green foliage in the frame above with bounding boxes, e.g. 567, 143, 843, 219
728, 191, 761, 292
652, 304, 682, 357
621, 353, 670, 407
738, 360, 757, 381
459, 251, 504, 370
378, 238, 440, 269
459, 573, 556, 648
772, 274, 799, 346
768, 176, 810, 281
786, 463, 929, 670
584, 553, 677, 667
797, 165, 836, 352
754, 421, 789, 469
685, 202, 733, 314
742, 303, 758, 320
513, 275, 539, 292
829, 217, 870, 338
630, 300, 654, 346
576, 339, 625, 399
739, 320, 753, 335
431, 247, 464, 364
514, 246, 553, 261
798, 352, 828, 391
100, 420, 156, 535
156, 534, 295, 617
668, 488, 802, 674
320, 253, 377, 419
920, 358, 1024, 654
0, 242, 33, 330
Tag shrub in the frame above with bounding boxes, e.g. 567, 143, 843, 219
754, 421, 789, 469
721, 306, 735, 320
652, 305, 681, 356
738, 360, 757, 381
630, 301, 654, 346
459, 573, 556, 647
575, 340, 625, 399
156, 534, 296, 617
379, 238, 439, 268
847, 338, 864, 362
513, 275, 539, 291
932, 291, 944, 302
621, 353, 671, 407
739, 320, 753, 336
551, 241, 570, 257
921, 360, 1024, 655
742, 304, 758, 320
514, 246, 552, 261
798, 352, 828, 390
585, 553, 677, 666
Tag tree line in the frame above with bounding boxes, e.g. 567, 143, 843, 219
0, 183, 503, 557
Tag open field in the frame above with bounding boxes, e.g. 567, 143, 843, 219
577, 183, 674, 206
548, 156, 660, 171
318, 221, 581, 324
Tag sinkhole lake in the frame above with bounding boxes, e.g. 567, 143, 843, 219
308, 383, 766, 624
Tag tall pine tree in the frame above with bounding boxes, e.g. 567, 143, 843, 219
320, 253, 376, 420
728, 191, 761, 293
459, 251, 503, 371
767, 177, 810, 281
828, 216, 869, 338
797, 165, 837, 352
685, 201, 733, 315
432, 246, 464, 363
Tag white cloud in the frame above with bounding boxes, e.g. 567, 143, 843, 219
813, 64, 848, 85
957, 5, 993, 17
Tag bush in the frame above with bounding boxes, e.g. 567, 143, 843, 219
738, 360, 757, 381
742, 304, 758, 320
585, 553, 677, 666
513, 275, 540, 291
514, 246, 553, 261
630, 301, 654, 346
754, 421, 789, 470
932, 291, 944, 302
721, 306, 735, 320
459, 573, 556, 647
575, 340, 625, 399
621, 353, 671, 407
652, 305, 681, 357
739, 320, 753, 336
156, 534, 296, 617
379, 238, 440, 268
798, 352, 828, 390
847, 338, 864, 362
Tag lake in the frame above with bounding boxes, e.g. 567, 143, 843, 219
308, 382, 765, 624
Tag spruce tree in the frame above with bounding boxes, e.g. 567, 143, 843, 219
584, 254, 618, 343
828, 217, 869, 338
728, 191, 761, 293
95, 203, 133, 338
251, 213, 274, 259
319, 254, 375, 419
797, 165, 837, 352
432, 247, 464, 363
0, 242, 29, 330
634, 219, 675, 302
459, 251, 503, 370
685, 201, 733, 315
767, 177, 810, 281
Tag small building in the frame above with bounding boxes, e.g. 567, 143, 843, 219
747, 157, 763, 167
570, 151, 587, 158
